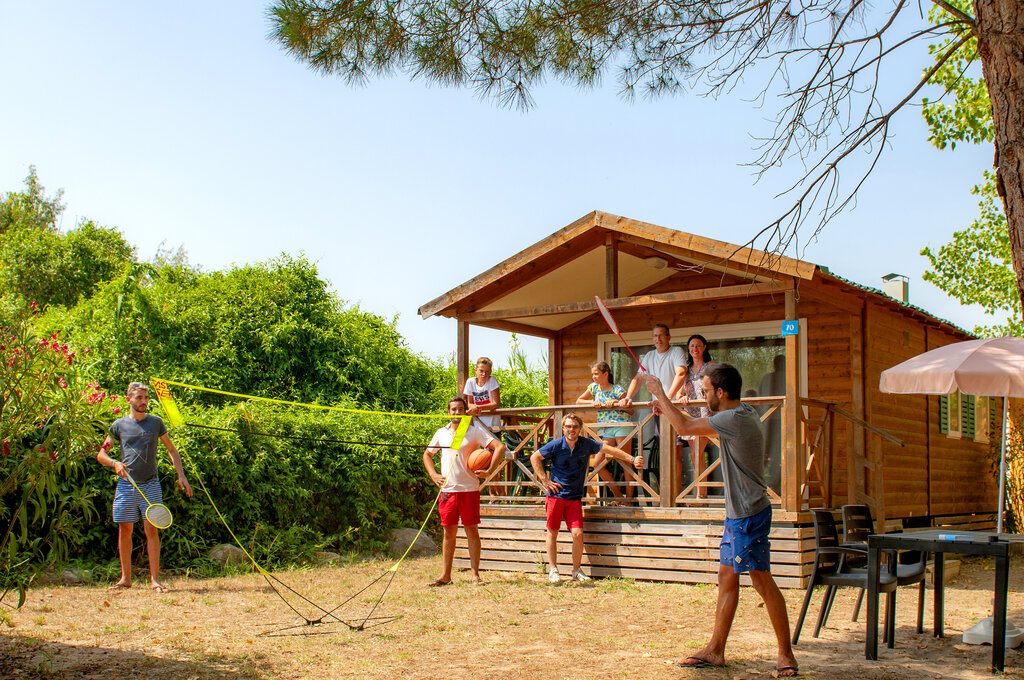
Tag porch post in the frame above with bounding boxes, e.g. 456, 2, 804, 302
782, 290, 804, 511
659, 413, 677, 507
605, 233, 618, 299
548, 335, 562, 406
457, 320, 469, 392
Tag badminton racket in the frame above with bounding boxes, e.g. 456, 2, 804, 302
594, 295, 646, 373
120, 470, 173, 529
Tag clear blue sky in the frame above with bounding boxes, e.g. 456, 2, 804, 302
0, 2, 998, 368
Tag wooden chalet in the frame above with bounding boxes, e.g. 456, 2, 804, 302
419, 211, 998, 587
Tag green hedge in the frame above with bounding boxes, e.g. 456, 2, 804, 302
79, 401, 447, 569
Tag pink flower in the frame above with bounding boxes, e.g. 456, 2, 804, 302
50, 452, 57, 461
30, 302, 38, 309
39, 445, 46, 453
112, 407, 121, 414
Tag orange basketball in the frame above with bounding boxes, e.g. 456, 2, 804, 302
467, 448, 493, 473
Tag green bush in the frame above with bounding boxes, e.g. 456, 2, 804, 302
1, 309, 121, 605
43, 255, 440, 413
76, 399, 447, 570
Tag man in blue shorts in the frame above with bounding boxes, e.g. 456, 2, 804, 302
96, 382, 193, 593
646, 365, 798, 677
530, 413, 642, 583
423, 397, 506, 586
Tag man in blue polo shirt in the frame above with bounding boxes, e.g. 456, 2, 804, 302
530, 413, 642, 583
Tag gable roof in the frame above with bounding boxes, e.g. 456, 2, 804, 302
418, 210, 974, 340
419, 211, 816, 323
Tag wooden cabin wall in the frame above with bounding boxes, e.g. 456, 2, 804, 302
863, 301, 932, 519
795, 279, 860, 507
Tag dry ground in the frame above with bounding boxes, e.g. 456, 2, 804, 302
2, 555, 1024, 679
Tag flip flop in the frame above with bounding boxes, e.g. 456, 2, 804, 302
426, 578, 451, 587
151, 583, 170, 593
674, 656, 723, 668
773, 666, 800, 678
108, 583, 131, 591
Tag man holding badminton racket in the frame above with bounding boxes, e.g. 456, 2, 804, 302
644, 367, 798, 676
423, 397, 506, 587
97, 382, 192, 593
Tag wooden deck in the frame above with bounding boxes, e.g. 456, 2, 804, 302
453, 505, 997, 588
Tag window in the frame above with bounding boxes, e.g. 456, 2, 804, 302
598, 319, 807, 400
975, 396, 990, 444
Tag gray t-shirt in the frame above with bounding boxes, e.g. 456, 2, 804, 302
708, 403, 770, 519
109, 415, 168, 484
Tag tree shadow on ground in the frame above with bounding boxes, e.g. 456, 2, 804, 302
0, 635, 272, 679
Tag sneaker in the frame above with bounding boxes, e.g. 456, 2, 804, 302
548, 568, 560, 583
571, 569, 591, 583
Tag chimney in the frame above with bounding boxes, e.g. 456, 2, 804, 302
881, 273, 909, 303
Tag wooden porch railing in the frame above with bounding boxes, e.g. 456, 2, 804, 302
475, 397, 902, 515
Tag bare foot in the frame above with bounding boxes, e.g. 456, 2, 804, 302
150, 582, 170, 593
108, 581, 131, 590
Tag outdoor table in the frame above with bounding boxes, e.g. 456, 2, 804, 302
864, 529, 1024, 673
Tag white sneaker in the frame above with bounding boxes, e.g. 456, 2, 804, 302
548, 568, 560, 583
571, 568, 591, 583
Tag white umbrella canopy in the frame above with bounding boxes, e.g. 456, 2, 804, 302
879, 337, 1024, 397
879, 336, 1024, 533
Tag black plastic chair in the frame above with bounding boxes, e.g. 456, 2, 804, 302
842, 504, 927, 635
792, 509, 899, 644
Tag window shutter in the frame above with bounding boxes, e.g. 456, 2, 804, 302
962, 394, 975, 439
939, 395, 948, 434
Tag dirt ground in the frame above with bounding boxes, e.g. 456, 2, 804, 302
2, 555, 1024, 680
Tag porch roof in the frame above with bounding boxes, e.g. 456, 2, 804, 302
418, 211, 973, 339
418, 211, 816, 332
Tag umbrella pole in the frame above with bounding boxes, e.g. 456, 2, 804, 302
998, 397, 1009, 534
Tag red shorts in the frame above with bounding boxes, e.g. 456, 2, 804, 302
545, 496, 583, 531
438, 491, 481, 527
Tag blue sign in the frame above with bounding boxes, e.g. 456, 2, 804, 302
781, 320, 799, 336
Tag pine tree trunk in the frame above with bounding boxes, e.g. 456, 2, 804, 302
974, 0, 1024, 318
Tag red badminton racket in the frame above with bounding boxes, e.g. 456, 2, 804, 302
594, 296, 646, 373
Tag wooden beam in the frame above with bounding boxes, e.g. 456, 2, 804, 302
782, 289, 803, 512
548, 335, 562, 405
600, 214, 818, 280
470, 318, 558, 340
458, 281, 791, 323
457, 320, 469, 392
615, 234, 781, 285
605, 233, 618, 299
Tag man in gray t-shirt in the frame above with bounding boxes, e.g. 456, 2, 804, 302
97, 382, 192, 593
645, 365, 798, 676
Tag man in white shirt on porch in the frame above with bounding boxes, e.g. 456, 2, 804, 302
622, 324, 687, 405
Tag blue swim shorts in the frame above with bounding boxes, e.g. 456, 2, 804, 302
720, 505, 772, 573
112, 477, 163, 524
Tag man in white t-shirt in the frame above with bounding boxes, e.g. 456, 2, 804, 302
622, 324, 687, 405
422, 397, 507, 586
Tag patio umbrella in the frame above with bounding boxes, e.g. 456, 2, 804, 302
879, 336, 1024, 533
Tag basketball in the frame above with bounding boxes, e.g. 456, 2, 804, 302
467, 447, 493, 473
